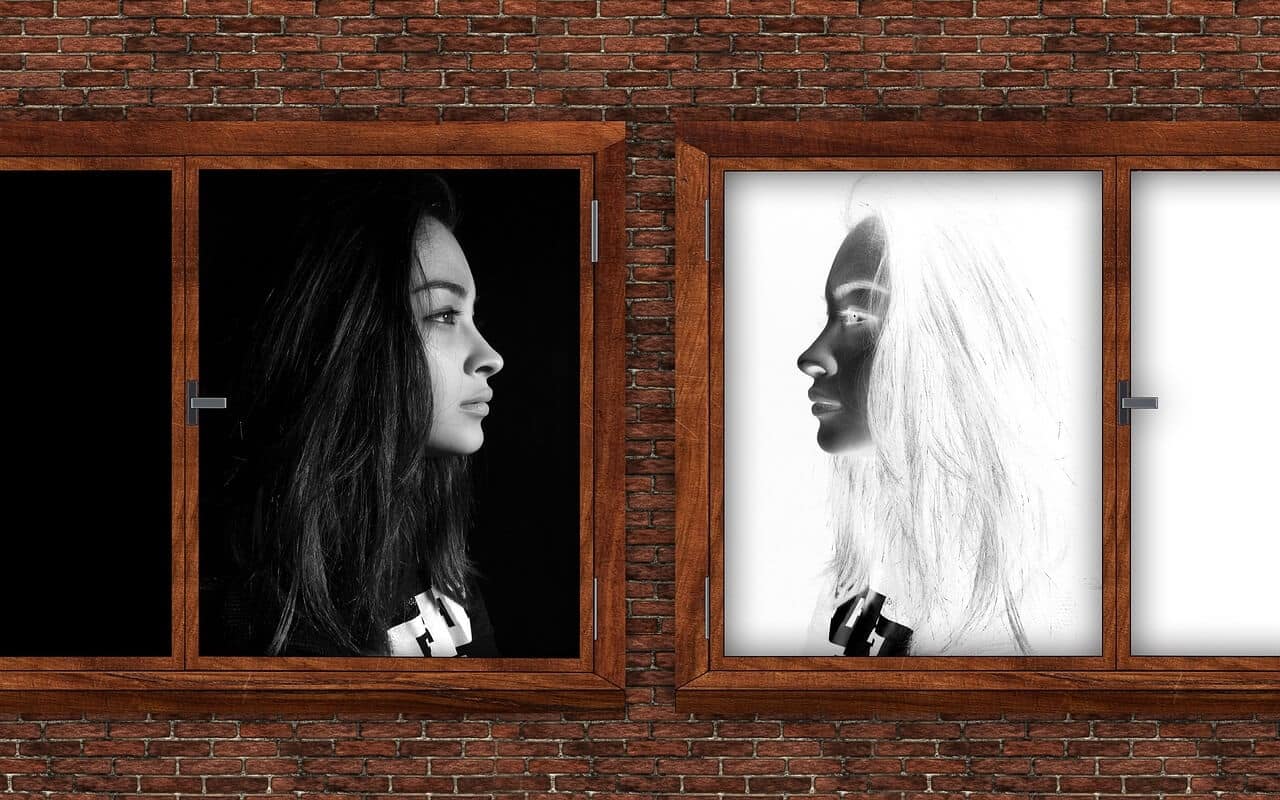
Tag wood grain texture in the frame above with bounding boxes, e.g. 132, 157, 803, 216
180, 656, 586, 673
0, 670, 624, 712
0, 156, 185, 674
1102, 159, 1118, 670
1117, 164, 1135, 673
181, 154, 596, 171
0, 670, 626, 691
180, 153, 597, 677
704, 156, 1116, 674
676, 688, 1280, 716
577, 159, 598, 676
182, 159, 200, 670
1115, 155, 1280, 674
677, 123, 1280, 158
711, 155, 1130, 172
679, 669, 1280, 691
674, 138, 710, 688
707, 164, 725, 673
172, 162, 188, 670
0, 685, 623, 714
593, 139, 628, 689
0, 122, 626, 157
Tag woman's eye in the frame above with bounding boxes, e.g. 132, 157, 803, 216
838, 309, 867, 326
426, 309, 459, 325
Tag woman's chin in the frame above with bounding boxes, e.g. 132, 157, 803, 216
426, 431, 485, 456
816, 428, 873, 455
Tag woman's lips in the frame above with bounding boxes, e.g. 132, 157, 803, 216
461, 393, 492, 415
808, 390, 842, 416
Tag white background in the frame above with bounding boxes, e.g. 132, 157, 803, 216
722, 171, 1103, 656
1130, 170, 1280, 655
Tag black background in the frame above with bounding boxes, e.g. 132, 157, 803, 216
197, 169, 582, 658
0, 170, 173, 656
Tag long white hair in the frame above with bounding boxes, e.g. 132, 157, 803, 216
826, 175, 1069, 655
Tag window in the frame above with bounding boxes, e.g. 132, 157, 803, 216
674, 122, 1280, 714
0, 123, 628, 713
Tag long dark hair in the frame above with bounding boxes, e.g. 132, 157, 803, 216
225, 172, 473, 656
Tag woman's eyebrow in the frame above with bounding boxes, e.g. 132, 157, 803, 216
833, 279, 887, 300
411, 280, 468, 297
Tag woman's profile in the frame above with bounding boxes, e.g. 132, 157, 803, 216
206, 173, 504, 657
797, 177, 1081, 656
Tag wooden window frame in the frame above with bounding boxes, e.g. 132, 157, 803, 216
0, 122, 627, 714
673, 122, 1280, 715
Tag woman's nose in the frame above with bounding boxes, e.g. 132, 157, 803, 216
797, 334, 836, 378
469, 330, 504, 377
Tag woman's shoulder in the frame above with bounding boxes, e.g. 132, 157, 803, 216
381, 575, 499, 658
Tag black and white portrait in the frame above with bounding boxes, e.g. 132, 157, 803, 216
723, 171, 1102, 657
197, 169, 582, 658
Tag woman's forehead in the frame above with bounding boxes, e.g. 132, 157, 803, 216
412, 216, 474, 292
827, 217, 885, 295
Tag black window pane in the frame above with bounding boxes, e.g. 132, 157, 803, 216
0, 170, 172, 657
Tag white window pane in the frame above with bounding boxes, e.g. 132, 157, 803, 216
1130, 170, 1280, 656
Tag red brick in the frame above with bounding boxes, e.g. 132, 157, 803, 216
1059, 776, 1126, 792
0, 71, 61, 87
54, 0, 118, 12
1178, 34, 1241, 51
1171, 0, 1236, 10
0, 0, 53, 11
976, 0, 1039, 11
18, 88, 87, 103
1107, 0, 1168, 10
1140, 52, 1203, 68
1213, 716, 1274, 737
0, 0, 1277, 783
48, 757, 111, 774
114, 757, 179, 774
24, 19, 88, 34
1044, 0, 1103, 12
1127, 776, 1194, 792
73, 776, 139, 792
119, 0, 179, 10
1166, 756, 1225, 773
947, 19, 1012, 34
10, 777, 75, 792
1111, 69, 1172, 86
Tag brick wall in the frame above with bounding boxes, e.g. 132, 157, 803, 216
3, 1, 1279, 797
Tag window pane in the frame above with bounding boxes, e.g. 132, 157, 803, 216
1130, 170, 1280, 656
0, 170, 172, 657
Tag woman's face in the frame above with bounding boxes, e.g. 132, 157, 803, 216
797, 217, 887, 454
410, 215, 504, 455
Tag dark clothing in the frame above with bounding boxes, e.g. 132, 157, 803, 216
829, 589, 914, 656
203, 570, 498, 657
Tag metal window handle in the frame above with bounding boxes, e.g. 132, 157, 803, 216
1118, 380, 1158, 426
1121, 396, 1159, 410
186, 379, 228, 426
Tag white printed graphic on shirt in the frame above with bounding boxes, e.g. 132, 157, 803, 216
385, 587, 473, 657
